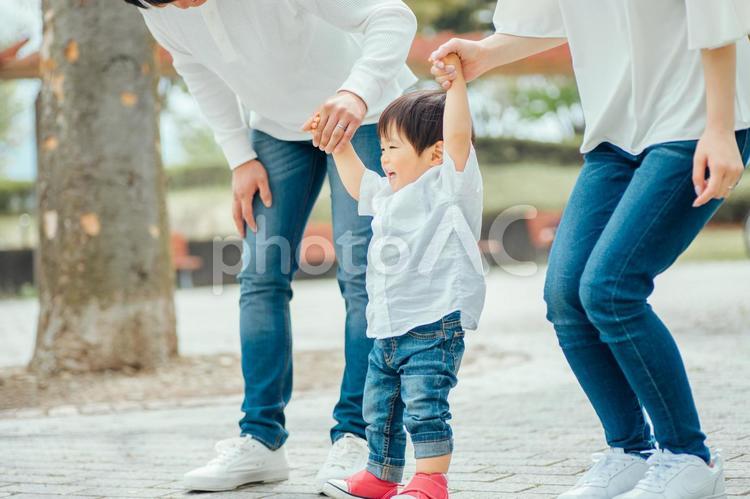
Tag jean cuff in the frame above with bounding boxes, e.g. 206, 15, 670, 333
239, 431, 284, 451
412, 432, 453, 459
366, 455, 405, 483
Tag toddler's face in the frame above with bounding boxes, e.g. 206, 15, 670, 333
380, 127, 443, 192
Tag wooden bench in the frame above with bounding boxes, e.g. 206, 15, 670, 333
170, 232, 203, 288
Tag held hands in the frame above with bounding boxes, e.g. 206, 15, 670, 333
301, 112, 321, 134
232, 159, 272, 236
308, 90, 367, 154
692, 129, 745, 207
430, 38, 485, 90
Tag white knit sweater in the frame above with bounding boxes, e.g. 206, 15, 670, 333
141, 0, 418, 168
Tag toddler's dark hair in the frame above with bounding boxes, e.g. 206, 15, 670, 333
377, 90, 474, 155
378, 91, 444, 155
123, 0, 174, 7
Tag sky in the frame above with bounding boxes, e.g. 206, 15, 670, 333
0, 0, 191, 181
0, 0, 41, 181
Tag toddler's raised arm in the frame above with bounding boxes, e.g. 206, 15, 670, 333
439, 53, 472, 172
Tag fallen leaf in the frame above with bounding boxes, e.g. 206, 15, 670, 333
80, 213, 101, 236
120, 92, 138, 107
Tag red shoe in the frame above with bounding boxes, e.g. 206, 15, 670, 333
322, 469, 400, 499
393, 473, 449, 499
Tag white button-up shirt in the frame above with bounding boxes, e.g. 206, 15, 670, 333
140, 0, 418, 168
358, 147, 486, 339
494, 0, 750, 155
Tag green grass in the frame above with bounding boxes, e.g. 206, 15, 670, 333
678, 226, 749, 262
480, 163, 580, 214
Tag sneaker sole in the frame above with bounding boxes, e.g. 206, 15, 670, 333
184, 468, 289, 492
321, 481, 387, 499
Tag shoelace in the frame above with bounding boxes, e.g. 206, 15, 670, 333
636, 449, 697, 492
208, 437, 256, 466
578, 451, 634, 487
327, 436, 364, 471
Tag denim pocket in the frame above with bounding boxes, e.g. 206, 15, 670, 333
406, 328, 445, 340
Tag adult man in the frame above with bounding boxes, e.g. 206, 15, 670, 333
125, 0, 417, 492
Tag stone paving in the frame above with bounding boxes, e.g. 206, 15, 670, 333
1, 261, 750, 497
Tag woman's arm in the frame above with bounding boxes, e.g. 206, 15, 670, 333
303, 115, 366, 200
430, 34, 567, 90
441, 54, 472, 171
692, 43, 745, 207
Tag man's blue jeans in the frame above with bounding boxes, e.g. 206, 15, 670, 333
544, 130, 750, 463
236, 125, 382, 450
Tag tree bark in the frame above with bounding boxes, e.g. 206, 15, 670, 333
30, 0, 177, 375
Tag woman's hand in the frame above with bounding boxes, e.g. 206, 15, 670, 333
695, 44, 743, 207
692, 129, 745, 207
430, 38, 487, 90
429, 34, 567, 91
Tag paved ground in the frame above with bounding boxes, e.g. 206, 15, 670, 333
1, 261, 750, 498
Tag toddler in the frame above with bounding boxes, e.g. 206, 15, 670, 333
305, 54, 485, 499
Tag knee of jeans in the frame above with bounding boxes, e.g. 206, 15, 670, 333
238, 269, 292, 304
401, 381, 452, 436
579, 263, 626, 334
336, 266, 368, 302
362, 385, 383, 428
543, 268, 584, 325
333, 232, 370, 283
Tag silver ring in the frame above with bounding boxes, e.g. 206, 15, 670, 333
336, 123, 347, 130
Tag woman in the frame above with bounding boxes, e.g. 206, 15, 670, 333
431, 1, 750, 498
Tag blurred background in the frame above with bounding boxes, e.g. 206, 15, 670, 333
1, 0, 749, 298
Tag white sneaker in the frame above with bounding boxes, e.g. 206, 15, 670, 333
315, 433, 369, 492
558, 448, 649, 499
613, 449, 726, 499
183, 436, 289, 491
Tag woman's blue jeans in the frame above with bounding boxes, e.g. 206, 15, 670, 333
544, 130, 750, 463
236, 125, 382, 450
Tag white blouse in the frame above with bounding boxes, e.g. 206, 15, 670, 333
493, 0, 750, 155
358, 147, 486, 339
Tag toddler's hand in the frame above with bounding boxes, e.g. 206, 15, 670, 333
430, 43, 475, 90
301, 113, 321, 133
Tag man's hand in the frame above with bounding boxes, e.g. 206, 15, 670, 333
232, 159, 272, 236
430, 38, 486, 90
692, 129, 745, 207
312, 90, 367, 155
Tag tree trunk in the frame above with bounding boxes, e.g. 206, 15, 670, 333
30, 0, 177, 375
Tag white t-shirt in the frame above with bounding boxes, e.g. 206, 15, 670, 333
358, 147, 486, 339
140, 0, 418, 168
493, 0, 750, 155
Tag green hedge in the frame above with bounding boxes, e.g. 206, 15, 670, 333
475, 136, 583, 165
0, 180, 34, 214
166, 163, 232, 190
3, 135, 750, 224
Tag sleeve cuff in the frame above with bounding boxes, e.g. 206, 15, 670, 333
338, 68, 383, 112
219, 133, 257, 170
685, 0, 750, 50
